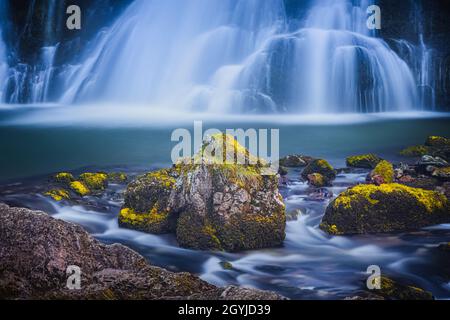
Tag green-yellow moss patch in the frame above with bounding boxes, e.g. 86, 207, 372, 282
334, 183, 447, 213
54, 172, 74, 184
371, 160, 394, 184
70, 181, 91, 196
79, 172, 108, 190
399, 145, 430, 157
425, 136, 450, 147
346, 154, 382, 169
44, 189, 70, 201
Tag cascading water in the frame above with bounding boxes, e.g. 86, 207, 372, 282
0, 27, 8, 102
0, 0, 433, 113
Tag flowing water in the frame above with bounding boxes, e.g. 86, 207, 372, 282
0, 113, 449, 299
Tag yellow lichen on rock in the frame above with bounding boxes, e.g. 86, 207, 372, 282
425, 135, 450, 147
70, 181, 90, 196
44, 189, 70, 201
399, 145, 430, 157
334, 183, 447, 213
346, 154, 382, 169
79, 173, 108, 190
371, 160, 394, 184
54, 172, 74, 184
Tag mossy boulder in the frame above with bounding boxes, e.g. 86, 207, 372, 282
307, 173, 327, 187
54, 172, 74, 184
119, 169, 178, 234
425, 136, 450, 147
371, 277, 433, 300
44, 189, 70, 202
346, 154, 382, 169
69, 181, 91, 196
432, 166, 450, 181
79, 173, 108, 191
320, 183, 450, 235
370, 160, 394, 184
399, 145, 430, 157
173, 134, 286, 252
301, 159, 336, 185
120, 134, 286, 252
107, 172, 128, 183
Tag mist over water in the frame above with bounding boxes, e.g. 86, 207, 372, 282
0, 0, 431, 114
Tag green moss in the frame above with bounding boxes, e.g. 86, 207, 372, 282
320, 223, 341, 235
54, 172, 74, 184
399, 145, 430, 157
308, 173, 326, 187
70, 181, 91, 196
119, 207, 169, 225
425, 136, 450, 147
301, 159, 336, 183
145, 169, 176, 189
79, 172, 108, 190
334, 183, 447, 213
108, 172, 128, 183
371, 160, 394, 184
346, 154, 382, 169
44, 189, 70, 201
379, 277, 433, 300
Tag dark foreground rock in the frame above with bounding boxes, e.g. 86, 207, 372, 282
0, 203, 284, 300
120, 134, 286, 252
347, 277, 433, 300
320, 183, 450, 235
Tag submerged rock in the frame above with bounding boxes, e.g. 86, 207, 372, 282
120, 134, 286, 252
301, 159, 336, 185
346, 154, 382, 169
320, 183, 449, 235
279, 155, 313, 168
0, 203, 284, 300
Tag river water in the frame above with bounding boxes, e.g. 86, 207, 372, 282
0, 110, 449, 299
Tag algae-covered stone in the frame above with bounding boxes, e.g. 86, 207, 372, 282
425, 136, 450, 147
173, 134, 286, 251
307, 173, 327, 187
54, 172, 75, 184
377, 277, 433, 300
79, 173, 108, 191
119, 169, 177, 234
432, 166, 450, 181
70, 181, 91, 196
120, 133, 286, 251
320, 183, 449, 235
399, 145, 430, 157
346, 154, 382, 169
301, 159, 336, 184
370, 160, 394, 184
108, 172, 128, 183
44, 189, 70, 201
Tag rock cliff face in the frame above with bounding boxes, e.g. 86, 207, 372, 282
120, 134, 286, 252
379, 0, 450, 110
0, 203, 284, 300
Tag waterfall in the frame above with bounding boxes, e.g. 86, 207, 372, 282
0, 28, 7, 102
1, 0, 425, 113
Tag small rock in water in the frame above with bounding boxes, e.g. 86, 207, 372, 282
279, 155, 314, 168
346, 154, 383, 169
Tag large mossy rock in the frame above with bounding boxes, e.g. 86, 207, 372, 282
346, 154, 382, 169
119, 169, 178, 234
301, 159, 336, 185
320, 184, 450, 235
120, 134, 286, 252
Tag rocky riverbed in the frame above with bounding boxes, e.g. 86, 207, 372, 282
1, 135, 449, 300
